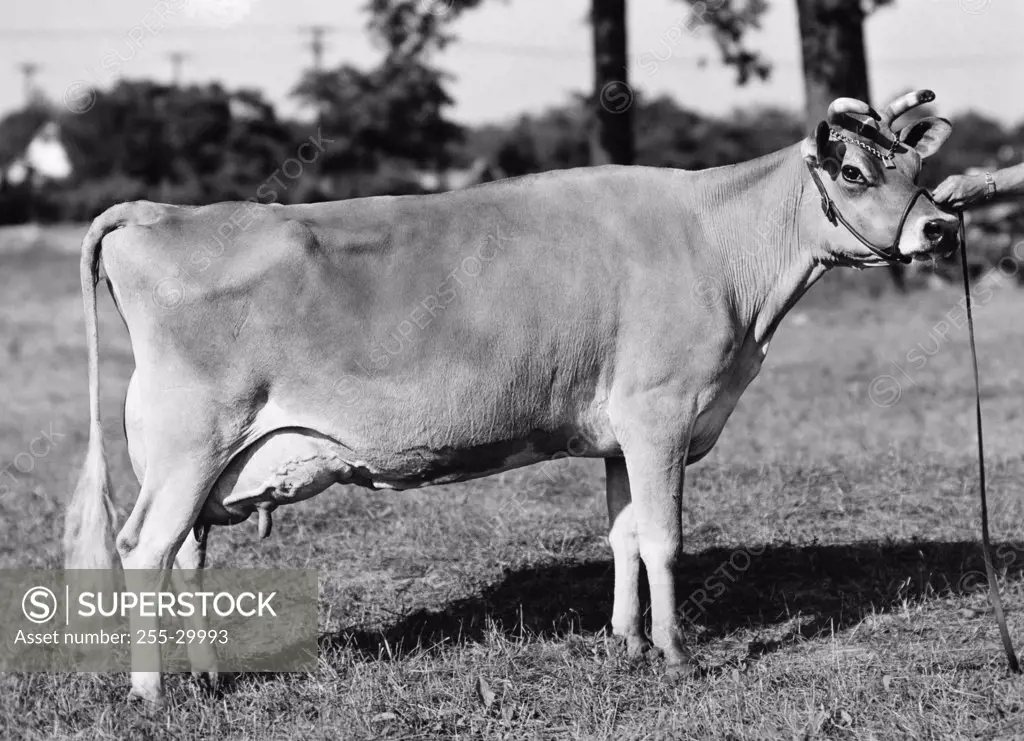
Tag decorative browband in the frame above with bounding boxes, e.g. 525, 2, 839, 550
828, 128, 900, 169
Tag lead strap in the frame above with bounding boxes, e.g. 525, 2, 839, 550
959, 211, 1021, 674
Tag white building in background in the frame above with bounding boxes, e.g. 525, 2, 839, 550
3, 121, 72, 186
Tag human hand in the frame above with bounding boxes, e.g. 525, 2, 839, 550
932, 174, 990, 210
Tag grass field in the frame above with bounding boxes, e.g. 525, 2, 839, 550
0, 225, 1023, 739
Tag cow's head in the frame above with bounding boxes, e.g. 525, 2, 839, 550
801, 90, 958, 266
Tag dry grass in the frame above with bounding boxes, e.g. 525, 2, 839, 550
0, 226, 1023, 739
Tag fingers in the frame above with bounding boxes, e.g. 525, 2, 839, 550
932, 175, 989, 209
932, 176, 963, 205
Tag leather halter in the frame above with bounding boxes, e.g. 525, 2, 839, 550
805, 124, 938, 266
805, 160, 933, 266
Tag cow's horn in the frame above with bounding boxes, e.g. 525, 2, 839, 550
880, 89, 936, 129
826, 98, 880, 126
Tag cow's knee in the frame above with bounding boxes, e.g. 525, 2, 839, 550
638, 536, 680, 584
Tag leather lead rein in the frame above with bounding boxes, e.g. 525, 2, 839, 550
958, 212, 1021, 674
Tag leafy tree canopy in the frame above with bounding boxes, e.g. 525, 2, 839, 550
59, 80, 294, 200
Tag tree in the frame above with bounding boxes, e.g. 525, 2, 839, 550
56, 81, 295, 213
682, 0, 771, 84
364, 1, 776, 171
678, 0, 887, 129
463, 96, 803, 177
794, 0, 882, 130
590, 0, 634, 165
362, 0, 636, 169
288, 1, 475, 195
488, 100, 592, 176
292, 56, 463, 175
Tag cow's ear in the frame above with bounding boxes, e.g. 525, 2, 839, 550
802, 121, 839, 177
899, 116, 952, 159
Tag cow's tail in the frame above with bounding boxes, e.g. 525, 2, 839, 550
63, 204, 134, 570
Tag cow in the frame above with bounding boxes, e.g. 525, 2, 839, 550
64, 91, 958, 706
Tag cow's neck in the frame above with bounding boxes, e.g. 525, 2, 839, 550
696, 144, 831, 347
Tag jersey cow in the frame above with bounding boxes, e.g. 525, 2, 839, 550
65, 91, 958, 705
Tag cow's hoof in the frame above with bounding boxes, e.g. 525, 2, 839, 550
193, 670, 226, 694
126, 687, 165, 710
625, 635, 652, 661
611, 633, 652, 662
665, 658, 701, 682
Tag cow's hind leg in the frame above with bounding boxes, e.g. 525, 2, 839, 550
605, 457, 649, 658
126, 373, 223, 693
171, 524, 224, 691
118, 460, 221, 706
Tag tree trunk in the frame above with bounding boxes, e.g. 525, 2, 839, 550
795, 0, 872, 131
795, 0, 905, 291
590, 0, 634, 166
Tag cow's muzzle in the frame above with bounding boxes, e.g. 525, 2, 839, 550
920, 216, 960, 259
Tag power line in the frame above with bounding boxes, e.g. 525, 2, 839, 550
0, 24, 364, 39
1, 24, 1023, 69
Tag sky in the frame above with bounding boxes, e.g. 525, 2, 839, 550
1, 0, 1022, 127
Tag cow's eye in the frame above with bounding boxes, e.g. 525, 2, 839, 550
841, 165, 866, 184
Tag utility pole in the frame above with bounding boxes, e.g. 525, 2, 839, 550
17, 62, 41, 106
166, 51, 191, 86
300, 25, 332, 127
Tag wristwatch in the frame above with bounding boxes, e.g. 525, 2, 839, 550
984, 172, 997, 200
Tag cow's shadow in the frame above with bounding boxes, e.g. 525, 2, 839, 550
320, 539, 1023, 662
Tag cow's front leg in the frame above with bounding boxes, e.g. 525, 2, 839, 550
605, 457, 649, 658
612, 398, 697, 676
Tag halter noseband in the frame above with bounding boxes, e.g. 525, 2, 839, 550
805, 126, 934, 266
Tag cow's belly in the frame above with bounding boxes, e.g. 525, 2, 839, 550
133, 423, 609, 528
125, 370, 617, 528
199, 426, 612, 525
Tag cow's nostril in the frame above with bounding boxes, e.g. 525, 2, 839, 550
924, 220, 947, 244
